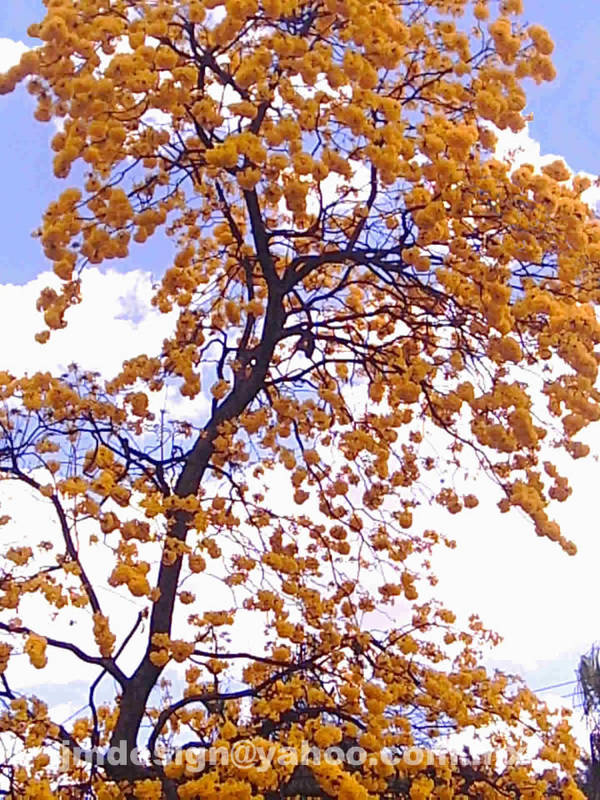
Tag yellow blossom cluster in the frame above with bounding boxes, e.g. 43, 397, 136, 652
24, 634, 47, 670
108, 560, 151, 598
93, 613, 116, 658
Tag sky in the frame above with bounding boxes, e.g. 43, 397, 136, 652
0, 0, 600, 754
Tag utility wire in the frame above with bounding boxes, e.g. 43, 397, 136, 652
532, 679, 577, 693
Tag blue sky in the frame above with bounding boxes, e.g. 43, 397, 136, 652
522, 0, 600, 173
0, 0, 599, 746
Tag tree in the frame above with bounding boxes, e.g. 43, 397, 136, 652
0, 0, 598, 797
576, 647, 600, 800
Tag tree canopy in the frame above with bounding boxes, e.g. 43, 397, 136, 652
0, 0, 598, 797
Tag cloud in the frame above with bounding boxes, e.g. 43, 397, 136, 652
493, 123, 600, 213
429, 477, 599, 675
0, 268, 176, 379
0, 38, 29, 73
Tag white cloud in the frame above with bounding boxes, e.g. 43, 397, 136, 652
429, 485, 598, 674
0, 38, 29, 74
493, 123, 600, 213
0, 268, 170, 377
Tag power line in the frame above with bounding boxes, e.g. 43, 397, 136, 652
533, 679, 577, 693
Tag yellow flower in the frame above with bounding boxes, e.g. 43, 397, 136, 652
24, 634, 47, 670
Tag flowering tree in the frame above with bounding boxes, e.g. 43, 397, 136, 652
0, 0, 598, 797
